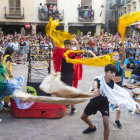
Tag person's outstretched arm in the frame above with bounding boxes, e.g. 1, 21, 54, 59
72, 38, 80, 51
120, 46, 126, 69
48, 35, 56, 48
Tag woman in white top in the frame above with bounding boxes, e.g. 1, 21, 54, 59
12, 38, 19, 52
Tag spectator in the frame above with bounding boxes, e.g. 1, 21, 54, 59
128, 53, 134, 61
4, 41, 8, 48
127, 59, 134, 69
24, 37, 30, 53
87, 6, 91, 19
39, 3, 42, 18
12, 38, 19, 52
44, 4, 48, 18
0, 43, 5, 54
49, 4, 53, 17
115, 33, 119, 40
131, 63, 140, 83
8, 39, 13, 47
41, 6, 44, 18
54, 9, 59, 19
19, 39, 26, 58
88, 39, 94, 51
77, 5, 82, 19
134, 56, 140, 65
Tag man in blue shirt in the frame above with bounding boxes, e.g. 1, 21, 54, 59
134, 56, 140, 65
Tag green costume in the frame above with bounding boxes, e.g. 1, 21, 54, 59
0, 64, 6, 94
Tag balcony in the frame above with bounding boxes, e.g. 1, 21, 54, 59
38, 9, 64, 21
108, 20, 118, 28
126, 0, 132, 4
117, 0, 125, 7
112, 5, 118, 13
78, 9, 94, 22
5, 7, 24, 19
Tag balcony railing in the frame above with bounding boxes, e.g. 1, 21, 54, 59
5, 7, 24, 19
38, 9, 64, 21
117, 0, 125, 7
108, 20, 118, 28
78, 9, 94, 22
126, 0, 132, 4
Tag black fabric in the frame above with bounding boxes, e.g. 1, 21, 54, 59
6, 56, 12, 62
19, 42, 26, 46
61, 73, 73, 86
61, 56, 75, 73
127, 63, 134, 69
84, 78, 114, 117
115, 66, 123, 76
94, 78, 114, 89
132, 65, 140, 76
116, 81, 122, 87
84, 96, 109, 116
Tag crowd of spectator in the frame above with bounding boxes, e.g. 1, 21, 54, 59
77, 5, 94, 20
39, 3, 62, 20
0, 30, 140, 67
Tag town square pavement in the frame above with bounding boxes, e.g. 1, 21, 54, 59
0, 63, 140, 140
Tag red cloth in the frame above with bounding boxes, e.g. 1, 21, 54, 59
49, 7, 53, 12
53, 46, 83, 88
89, 42, 94, 47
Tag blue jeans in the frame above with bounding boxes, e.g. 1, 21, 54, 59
131, 74, 140, 82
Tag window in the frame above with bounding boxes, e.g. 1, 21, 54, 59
9, 0, 20, 8
46, 0, 57, 4
81, 0, 92, 6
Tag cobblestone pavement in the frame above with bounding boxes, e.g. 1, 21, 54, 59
0, 63, 140, 140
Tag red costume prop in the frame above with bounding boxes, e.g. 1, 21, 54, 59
53, 46, 83, 88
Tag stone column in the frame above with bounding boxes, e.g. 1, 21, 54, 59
64, 25, 69, 32
96, 25, 101, 36
31, 24, 37, 35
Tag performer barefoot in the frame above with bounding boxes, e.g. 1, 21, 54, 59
48, 35, 82, 116
81, 64, 117, 140
112, 43, 126, 129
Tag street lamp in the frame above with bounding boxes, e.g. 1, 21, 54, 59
100, 4, 104, 16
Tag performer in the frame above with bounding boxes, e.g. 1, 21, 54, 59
112, 43, 126, 129
2, 46, 14, 111
48, 35, 82, 116
81, 64, 118, 140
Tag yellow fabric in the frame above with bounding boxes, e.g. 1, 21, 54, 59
45, 17, 75, 48
63, 50, 116, 67
118, 10, 140, 46
3, 55, 12, 79
2, 55, 13, 103
2, 95, 12, 103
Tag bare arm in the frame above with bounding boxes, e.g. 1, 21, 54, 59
6, 61, 12, 76
48, 35, 56, 48
120, 46, 126, 68
4, 73, 10, 82
87, 50, 97, 57
72, 38, 80, 51
93, 81, 100, 98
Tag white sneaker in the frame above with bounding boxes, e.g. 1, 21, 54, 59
12, 63, 17, 66
0, 119, 2, 122
127, 78, 131, 83
131, 79, 135, 84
